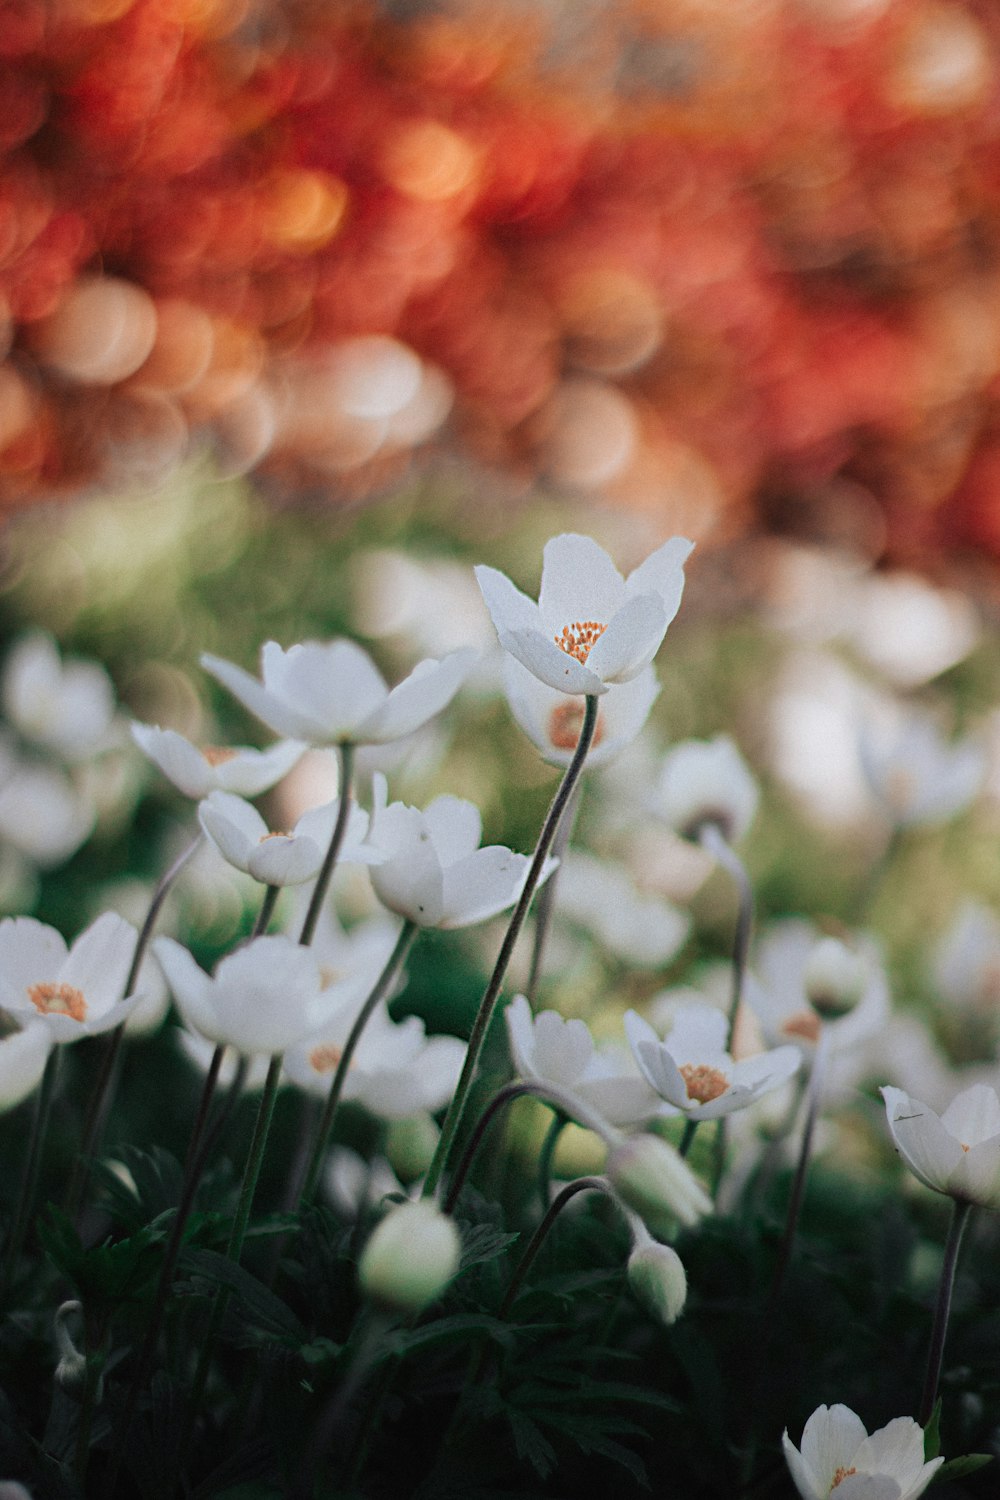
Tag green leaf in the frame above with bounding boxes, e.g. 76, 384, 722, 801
386, 1312, 518, 1357
934, 1454, 993, 1482
176, 1246, 306, 1344
923, 1398, 942, 1460
456, 1221, 520, 1274
38, 1209, 166, 1307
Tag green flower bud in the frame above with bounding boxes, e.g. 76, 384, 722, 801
606, 1133, 712, 1237
627, 1238, 687, 1326
385, 1112, 440, 1182
359, 1200, 461, 1313
804, 937, 866, 1021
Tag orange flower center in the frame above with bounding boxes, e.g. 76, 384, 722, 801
547, 700, 606, 752
202, 745, 239, 766
309, 1044, 343, 1074
783, 1011, 822, 1044
554, 620, 606, 665
679, 1063, 728, 1104
831, 1467, 857, 1489
259, 830, 291, 841
28, 981, 87, 1022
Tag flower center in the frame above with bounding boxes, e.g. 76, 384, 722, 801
679, 1063, 728, 1104
831, 1467, 857, 1490
201, 745, 239, 766
886, 766, 916, 812
28, 981, 87, 1022
783, 1011, 822, 1044
554, 620, 606, 665
309, 1044, 344, 1074
259, 830, 291, 841
547, 701, 606, 752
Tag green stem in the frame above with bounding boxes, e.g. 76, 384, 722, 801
499, 1175, 614, 1321
768, 1029, 827, 1310
678, 1119, 699, 1159
537, 1111, 568, 1210
297, 921, 417, 1207
524, 782, 581, 1007
443, 1082, 533, 1216
1, 1046, 60, 1297
699, 823, 753, 1194
298, 743, 354, 947
918, 1198, 973, 1428
424, 695, 599, 1200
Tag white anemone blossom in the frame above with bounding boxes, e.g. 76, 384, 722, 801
505, 994, 661, 1130
858, 712, 985, 828
746, 920, 890, 1054
655, 735, 759, 845
201, 639, 475, 747
368, 776, 550, 930
131, 724, 304, 800
882, 1083, 1000, 1210
2, 631, 117, 763
198, 789, 384, 887
0, 913, 143, 1042
502, 656, 659, 768
154, 934, 334, 1054
783, 1404, 942, 1500
624, 1004, 800, 1120
554, 849, 689, 968
475, 532, 693, 697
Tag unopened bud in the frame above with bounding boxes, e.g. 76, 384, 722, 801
53, 1300, 97, 1402
804, 937, 866, 1021
359, 1200, 461, 1313
627, 1236, 688, 1326
606, 1133, 712, 1237
385, 1112, 440, 1182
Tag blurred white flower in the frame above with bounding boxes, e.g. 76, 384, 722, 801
324, 1145, 408, 1217
201, 640, 474, 747
624, 1004, 799, 1120
858, 711, 985, 828
933, 900, 1000, 1013
476, 532, 692, 696
626, 1228, 687, 1326
131, 724, 304, 800
882, 1082, 1000, 1209
746, 920, 890, 1055
2, 632, 117, 762
605, 1132, 712, 1235
0, 913, 142, 1042
359, 1198, 461, 1313
176, 1030, 272, 1090
0, 739, 94, 867
849, 571, 980, 688
503, 657, 659, 769
783, 1405, 942, 1500
655, 735, 759, 844
198, 789, 383, 887
554, 850, 689, 967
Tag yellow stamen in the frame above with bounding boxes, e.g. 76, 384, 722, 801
831, 1467, 857, 1489
28, 981, 87, 1023
202, 745, 240, 766
547, 701, 606, 752
554, 620, 606, 665
783, 1011, 822, 1044
679, 1063, 728, 1104
309, 1044, 343, 1074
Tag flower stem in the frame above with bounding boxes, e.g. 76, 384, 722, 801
0, 1046, 60, 1298
297, 920, 418, 1206
537, 1111, 568, 1210
919, 1198, 973, 1428
699, 823, 753, 1193
524, 782, 581, 1007
499, 1175, 615, 1320
298, 742, 354, 947
423, 694, 599, 1200
768, 1029, 827, 1310
678, 1119, 699, 1159
442, 1082, 533, 1216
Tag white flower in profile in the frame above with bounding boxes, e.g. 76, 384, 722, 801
882, 1083, 1000, 1210
783, 1405, 942, 1500
154, 934, 331, 1054
2, 632, 117, 762
475, 532, 693, 696
506, 994, 661, 1130
198, 790, 383, 887
624, 1004, 800, 1120
554, 850, 689, 968
859, 711, 985, 828
746, 920, 890, 1054
0, 913, 142, 1042
933, 900, 1000, 1014
368, 776, 550, 930
655, 735, 759, 844
131, 723, 304, 800
502, 657, 659, 768
0, 1013, 53, 1111
201, 639, 475, 747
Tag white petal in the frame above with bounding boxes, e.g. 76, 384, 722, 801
948, 1136, 1000, 1209
852, 1417, 927, 1489
537, 533, 626, 629
833, 1476, 902, 1499
154, 937, 217, 1041
370, 834, 445, 927
530, 1009, 595, 1086
358, 651, 474, 744
247, 833, 325, 886
799, 1404, 868, 1494
882, 1087, 964, 1195
198, 791, 262, 871
940, 1083, 1000, 1148
422, 795, 482, 863
214, 740, 305, 795
200, 654, 311, 739
0, 1023, 52, 1110
276, 640, 388, 740
585, 593, 668, 683
131, 724, 213, 798
439, 846, 528, 928
505, 994, 537, 1078
475, 564, 543, 637
625, 536, 694, 620
782, 1431, 823, 1500
62, 913, 137, 1014
664, 1005, 728, 1064
499, 627, 607, 695
209, 937, 323, 1053
0, 917, 68, 1009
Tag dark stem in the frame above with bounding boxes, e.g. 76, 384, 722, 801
537, 1111, 568, 1211
919, 1198, 973, 1428
499, 1176, 614, 1320
443, 1082, 534, 1216
524, 782, 582, 1007
298, 743, 355, 947
423, 694, 599, 1200
768, 1032, 826, 1310
699, 823, 753, 1194
678, 1119, 699, 1159
1, 1046, 61, 1297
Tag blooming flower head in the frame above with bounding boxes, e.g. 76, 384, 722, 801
201, 639, 474, 747
131, 723, 304, 800
198, 789, 383, 887
368, 776, 551, 929
783, 1404, 942, 1500
746, 921, 890, 1054
502, 656, 659, 768
0, 913, 143, 1042
624, 1004, 800, 1120
882, 1082, 1000, 1209
2, 631, 117, 763
655, 735, 759, 844
858, 712, 985, 828
476, 532, 693, 696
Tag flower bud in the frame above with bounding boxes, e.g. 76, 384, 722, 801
804, 937, 866, 1021
627, 1238, 687, 1326
358, 1200, 461, 1313
385, 1112, 440, 1182
605, 1133, 712, 1237
53, 1300, 98, 1403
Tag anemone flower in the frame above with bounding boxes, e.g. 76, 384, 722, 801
783, 1404, 942, 1500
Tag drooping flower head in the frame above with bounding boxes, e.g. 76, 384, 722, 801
476, 532, 693, 696
882, 1083, 1000, 1210
783, 1404, 942, 1500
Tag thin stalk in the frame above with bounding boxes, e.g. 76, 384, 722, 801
1, 1046, 61, 1297
73, 1337, 104, 1485
443, 1082, 533, 1216
298, 743, 354, 947
537, 1111, 568, 1211
499, 1175, 614, 1320
678, 1119, 699, 1159
424, 695, 599, 1200
524, 782, 582, 1007
297, 921, 417, 1206
699, 823, 753, 1195
768, 1029, 827, 1310
918, 1198, 973, 1428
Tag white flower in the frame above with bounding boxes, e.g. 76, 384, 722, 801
624, 1004, 800, 1120
0, 913, 142, 1042
198, 789, 383, 887
746, 921, 890, 1054
0, 1014, 53, 1111
882, 1083, 1000, 1209
783, 1404, 942, 1500
503, 657, 659, 768
154, 934, 333, 1054
131, 723, 304, 800
554, 850, 689, 967
655, 735, 759, 844
506, 994, 661, 1130
933, 900, 1000, 1013
859, 712, 985, 828
201, 640, 474, 747
0, 757, 94, 868
626, 1230, 687, 1326
475, 532, 693, 696
2, 632, 117, 762
368, 777, 549, 930
324, 1146, 408, 1217
605, 1132, 713, 1234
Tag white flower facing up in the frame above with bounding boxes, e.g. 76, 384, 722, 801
201, 639, 475, 747
746, 921, 890, 1055
882, 1083, 1000, 1210
858, 712, 985, 828
198, 789, 383, 887
783, 1404, 943, 1500
655, 735, 759, 844
154, 934, 333, 1054
502, 657, 659, 769
624, 1004, 800, 1121
368, 776, 550, 930
131, 723, 304, 801
2, 631, 117, 762
0, 913, 143, 1042
476, 532, 693, 696
506, 994, 662, 1130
